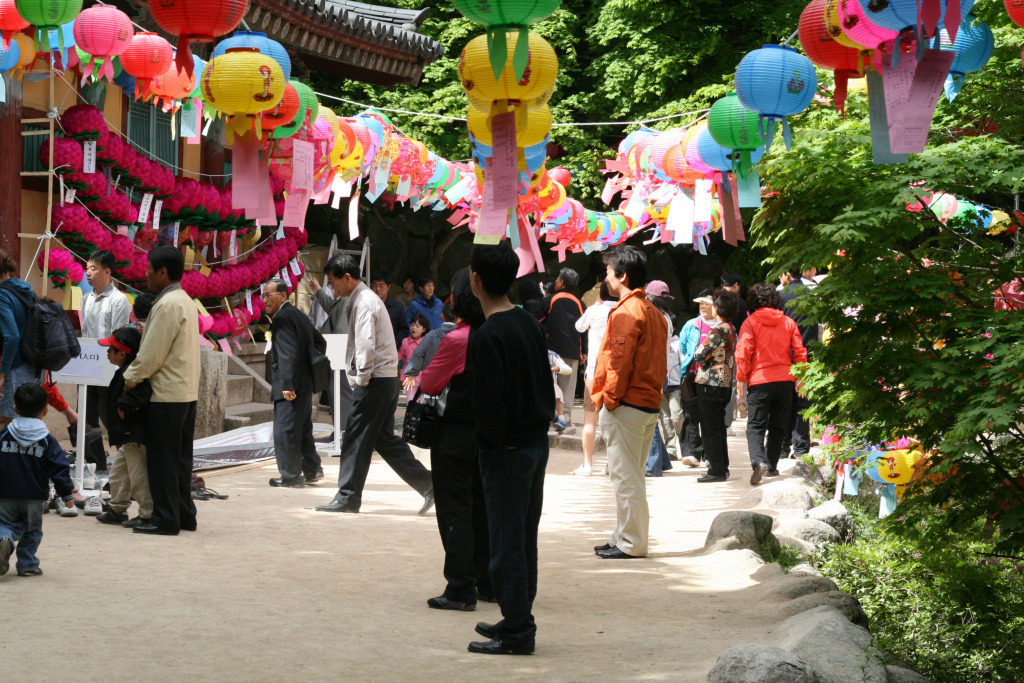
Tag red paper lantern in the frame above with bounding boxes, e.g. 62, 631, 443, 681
548, 166, 571, 187
120, 32, 173, 99
0, 0, 28, 50
798, 0, 866, 113
148, 0, 249, 77
1007, 0, 1024, 28
261, 83, 300, 132
73, 4, 134, 82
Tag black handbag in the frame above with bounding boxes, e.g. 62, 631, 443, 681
402, 391, 441, 448
680, 370, 698, 401
308, 326, 331, 395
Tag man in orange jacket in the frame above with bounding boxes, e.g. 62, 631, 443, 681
591, 246, 667, 559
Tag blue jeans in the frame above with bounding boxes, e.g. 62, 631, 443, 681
0, 498, 45, 572
645, 426, 673, 476
478, 445, 548, 646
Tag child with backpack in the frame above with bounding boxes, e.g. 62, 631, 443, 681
0, 383, 75, 577
94, 326, 153, 528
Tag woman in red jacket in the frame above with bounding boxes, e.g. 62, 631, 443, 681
735, 284, 808, 485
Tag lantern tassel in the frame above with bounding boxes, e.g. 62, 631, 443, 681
38, 29, 50, 54
512, 27, 530, 84
175, 39, 195, 78
487, 27, 507, 82
834, 70, 850, 116
878, 483, 898, 518
781, 118, 794, 151
2, 31, 11, 50
944, 72, 965, 101
98, 58, 115, 83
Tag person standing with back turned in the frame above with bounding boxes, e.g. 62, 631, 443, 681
123, 247, 201, 536
467, 243, 554, 655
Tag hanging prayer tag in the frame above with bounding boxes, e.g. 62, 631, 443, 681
137, 193, 154, 226
83, 140, 97, 174
152, 199, 163, 227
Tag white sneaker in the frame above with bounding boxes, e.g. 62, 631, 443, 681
572, 464, 592, 476
83, 496, 104, 516
561, 424, 577, 435
56, 500, 79, 517
82, 463, 98, 490
681, 456, 700, 467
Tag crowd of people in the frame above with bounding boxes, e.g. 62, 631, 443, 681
1, 238, 820, 656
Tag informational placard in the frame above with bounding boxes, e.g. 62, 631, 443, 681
52, 339, 116, 386
323, 334, 349, 371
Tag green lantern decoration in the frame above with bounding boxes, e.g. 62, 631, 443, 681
273, 79, 319, 140
15, 0, 82, 51
707, 91, 765, 179
453, 0, 561, 81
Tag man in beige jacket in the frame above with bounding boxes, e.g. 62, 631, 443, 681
123, 247, 201, 536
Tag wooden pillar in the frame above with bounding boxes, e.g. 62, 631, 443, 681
0, 76, 24, 263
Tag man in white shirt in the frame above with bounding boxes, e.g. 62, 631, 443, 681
81, 249, 132, 467
315, 254, 433, 515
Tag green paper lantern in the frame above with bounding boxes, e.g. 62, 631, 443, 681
15, 0, 81, 41
707, 92, 764, 178
453, 0, 561, 26
273, 80, 318, 140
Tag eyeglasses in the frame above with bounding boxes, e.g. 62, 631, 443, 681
261, 291, 284, 299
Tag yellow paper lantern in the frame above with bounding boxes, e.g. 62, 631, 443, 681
11, 33, 35, 78
468, 104, 552, 147
876, 448, 920, 485
201, 47, 285, 138
459, 30, 557, 113
824, 0, 867, 49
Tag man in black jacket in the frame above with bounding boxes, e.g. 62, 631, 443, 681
371, 271, 410, 348
779, 267, 819, 459
540, 268, 584, 433
265, 280, 327, 487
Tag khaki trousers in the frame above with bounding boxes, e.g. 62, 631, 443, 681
108, 442, 153, 519
600, 404, 659, 557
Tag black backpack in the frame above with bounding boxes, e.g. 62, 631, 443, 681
0, 281, 81, 372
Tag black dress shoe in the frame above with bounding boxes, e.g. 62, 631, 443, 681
766, 469, 780, 477
594, 543, 612, 554
597, 546, 640, 559
475, 622, 499, 639
269, 476, 305, 488
697, 474, 728, 483
468, 637, 534, 655
132, 523, 178, 535
314, 493, 359, 513
304, 468, 325, 483
750, 462, 769, 485
419, 490, 435, 515
427, 595, 476, 611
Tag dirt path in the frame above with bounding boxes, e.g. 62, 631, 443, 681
2, 426, 797, 681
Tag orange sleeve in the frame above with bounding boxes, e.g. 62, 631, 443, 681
735, 323, 755, 383
595, 308, 639, 411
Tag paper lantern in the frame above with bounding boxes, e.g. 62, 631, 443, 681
939, 16, 993, 101
684, 122, 714, 176
261, 82, 299, 132
697, 127, 765, 173
735, 44, 816, 150
120, 32, 173, 99
453, 0, 561, 26
0, 30, 17, 71
15, 0, 82, 48
459, 31, 557, 113
273, 79, 317, 139
213, 30, 289, 81
860, 0, 972, 40
0, 0, 28, 50
800, 0, 868, 112
201, 46, 285, 137
9, 32, 34, 77
467, 104, 552, 146
824, 0, 864, 48
73, 4, 132, 82
150, 59, 195, 112
548, 166, 571, 187
147, 0, 248, 76
1008, 0, 1024, 28
707, 92, 764, 178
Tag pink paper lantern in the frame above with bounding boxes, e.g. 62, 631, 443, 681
74, 5, 134, 82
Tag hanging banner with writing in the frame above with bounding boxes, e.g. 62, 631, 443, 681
291, 139, 315, 191
889, 49, 955, 154
867, 71, 908, 165
488, 111, 519, 209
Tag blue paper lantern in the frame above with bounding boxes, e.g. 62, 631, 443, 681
859, 0, 974, 34
696, 127, 764, 174
0, 38, 20, 73
213, 31, 291, 81
939, 16, 993, 101
735, 44, 816, 152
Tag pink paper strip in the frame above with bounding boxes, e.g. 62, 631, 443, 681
217, 338, 234, 356
889, 49, 955, 154
604, 159, 628, 173
232, 135, 261, 211
348, 191, 361, 239
601, 177, 618, 206
257, 155, 277, 225
880, 49, 918, 134
488, 111, 519, 209
718, 174, 743, 247
291, 139, 315, 191
447, 209, 469, 225
474, 208, 508, 244
282, 190, 310, 228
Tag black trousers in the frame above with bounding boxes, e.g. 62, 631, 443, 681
680, 396, 704, 460
479, 444, 548, 646
430, 421, 491, 603
84, 386, 110, 469
273, 392, 320, 480
334, 376, 432, 508
696, 384, 731, 476
785, 393, 813, 456
746, 381, 794, 470
144, 401, 197, 533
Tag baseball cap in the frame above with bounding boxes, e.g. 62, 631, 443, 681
645, 280, 673, 300
98, 326, 142, 355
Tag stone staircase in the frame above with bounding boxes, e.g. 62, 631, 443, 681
222, 342, 277, 431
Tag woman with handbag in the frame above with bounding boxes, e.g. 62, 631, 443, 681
678, 289, 719, 467
417, 268, 492, 611
693, 289, 739, 483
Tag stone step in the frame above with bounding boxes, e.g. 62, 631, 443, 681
226, 375, 254, 406
548, 428, 605, 453
223, 402, 275, 432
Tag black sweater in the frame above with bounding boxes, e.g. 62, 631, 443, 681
107, 359, 153, 448
540, 292, 585, 361
469, 307, 555, 450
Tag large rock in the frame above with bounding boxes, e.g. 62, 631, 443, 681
707, 644, 821, 683
792, 460, 827, 487
740, 480, 816, 511
808, 500, 854, 540
776, 519, 842, 546
789, 563, 823, 577
196, 348, 228, 439
886, 665, 931, 682
776, 534, 816, 558
703, 511, 781, 561
776, 606, 888, 683
761, 573, 838, 601
777, 590, 870, 629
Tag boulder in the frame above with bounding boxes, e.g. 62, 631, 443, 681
776, 534, 816, 558
789, 563, 822, 577
778, 508, 809, 525
761, 573, 839, 601
792, 460, 827, 487
702, 511, 781, 561
776, 606, 888, 683
776, 519, 842, 546
707, 644, 821, 683
776, 590, 870, 629
740, 481, 815, 511
808, 500, 854, 540
886, 665, 931, 682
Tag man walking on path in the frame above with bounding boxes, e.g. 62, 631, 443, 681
308, 270, 353, 434
123, 247, 200, 536
591, 246, 667, 559
315, 255, 434, 515
265, 280, 326, 488
540, 268, 584, 433
467, 242, 553, 655
779, 267, 819, 459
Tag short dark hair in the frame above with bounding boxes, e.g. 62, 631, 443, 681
602, 246, 647, 290
441, 300, 454, 322
132, 291, 157, 321
402, 274, 416, 285
470, 242, 519, 298
410, 313, 431, 333
697, 286, 714, 299
370, 270, 391, 285
517, 275, 542, 304
111, 325, 142, 355
720, 271, 742, 288
599, 280, 618, 302
88, 249, 116, 271
557, 268, 579, 291
648, 294, 673, 315
148, 246, 184, 282
325, 254, 360, 280
788, 269, 802, 279
267, 279, 288, 294
747, 282, 782, 312
712, 288, 739, 321
14, 383, 48, 418
450, 267, 485, 327
417, 275, 435, 290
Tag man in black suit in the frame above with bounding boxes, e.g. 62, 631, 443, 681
264, 279, 327, 487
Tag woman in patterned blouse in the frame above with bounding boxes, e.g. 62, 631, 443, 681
692, 289, 739, 482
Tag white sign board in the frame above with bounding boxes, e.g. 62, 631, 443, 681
52, 339, 117, 387
323, 334, 349, 372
